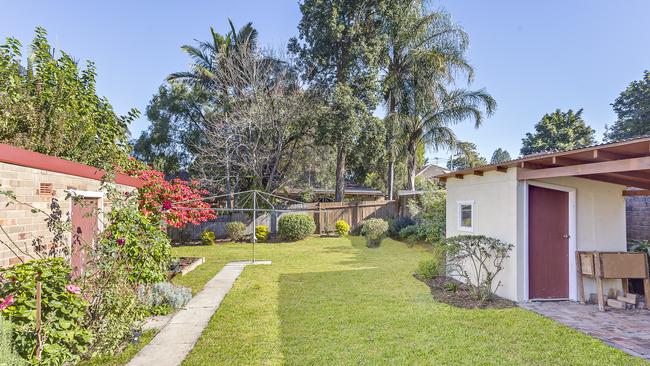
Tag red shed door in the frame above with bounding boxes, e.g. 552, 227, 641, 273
71, 198, 99, 276
528, 185, 569, 299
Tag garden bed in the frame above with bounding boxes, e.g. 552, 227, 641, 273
169, 257, 205, 278
414, 274, 515, 309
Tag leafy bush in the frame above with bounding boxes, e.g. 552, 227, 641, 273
226, 221, 247, 242
80, 266, 146, 357
443, 282, 459, 293
445, 235, 514, 302
0, 315, 26, 366
405, 183, 446, 244
399, 225, 419, 241
629, 239, 650, 257
278, 214, 316, 241
388, 217, 415, 238
415, 256, 444, 280
138, 282, 192, 315
201, 231, 216, 245
255, 225, 270, 242
360, 218, 389, 247
102, 205, 171, 284
0, 258, 92, 365
334, 220, 350, 237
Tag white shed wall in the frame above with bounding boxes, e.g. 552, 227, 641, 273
445, 168, 520, 301
446, 168, 627, 302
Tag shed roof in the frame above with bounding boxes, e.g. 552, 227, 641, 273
0, 143, 143, 188
437, 136, 650, 193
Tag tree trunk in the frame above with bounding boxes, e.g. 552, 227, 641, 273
407, 146, 417, 191
334, 145, 347, 202
386, 92, 396, 201
225, 161, 232, 209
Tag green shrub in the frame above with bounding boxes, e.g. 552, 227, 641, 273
398, 224, 419, 241
360, 218, 388, 247
226, 221, 247, 242
278, 214, 316, 241
388, 217, 415, 238
80, 267, 146, 357
255, 225, 270, 242
0, 315, 26, 365
334, 220, 350, 237
200, 231, 216, 245
444, 282, 459, 293
102, 205, 171, 284
445, 235, 514, 302
0, 258, 92, 365
415, 257, 444, 280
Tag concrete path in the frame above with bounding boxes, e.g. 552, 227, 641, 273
128, 260, 271, 366
521, 301, 650, 360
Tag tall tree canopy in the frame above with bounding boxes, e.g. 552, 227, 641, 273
446, 141, 487, 170
289, 0, 387, 201
381, 2, 473, 196
490, 148, 511, 164
0, 27, 137, 170
520, 109, 595, 156
604, 71, 650, 142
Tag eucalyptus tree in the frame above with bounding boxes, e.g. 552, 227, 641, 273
401, 86, 495, 189
289, 0, 387, 201
381, 3, 473, 198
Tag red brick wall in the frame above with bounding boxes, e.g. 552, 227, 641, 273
626, 196, 650, 241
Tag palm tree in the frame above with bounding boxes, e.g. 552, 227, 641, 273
382, 3, 473, 197
401, 86, 496, 190
167, 19, 258, 87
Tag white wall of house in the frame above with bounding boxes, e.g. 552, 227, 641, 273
446, 168, 627, 302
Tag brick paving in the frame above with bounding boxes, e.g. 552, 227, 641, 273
521, 301, 650, 360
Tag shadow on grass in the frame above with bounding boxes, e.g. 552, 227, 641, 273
277, 267, 383, 365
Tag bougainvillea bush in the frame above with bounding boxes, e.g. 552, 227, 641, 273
123, 162, 216, 228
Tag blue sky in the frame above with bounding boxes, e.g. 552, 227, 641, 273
1, 0, 649, 164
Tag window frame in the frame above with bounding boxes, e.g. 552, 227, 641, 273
457, 200, 475, 232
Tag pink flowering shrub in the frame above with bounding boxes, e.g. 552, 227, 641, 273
0, 258, 91, 365
123, 164, 216, 228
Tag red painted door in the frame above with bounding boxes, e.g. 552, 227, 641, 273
528, 185, 569, 299
71, 198, 98, 275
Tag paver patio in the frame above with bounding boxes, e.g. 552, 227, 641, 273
521, 301, 650, 360
127, 260, 271, 366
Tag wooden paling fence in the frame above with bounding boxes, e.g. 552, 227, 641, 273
167, 200, 397, 243
311, 200, 397, 234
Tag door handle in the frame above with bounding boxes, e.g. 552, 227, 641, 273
562, 234, 570, 239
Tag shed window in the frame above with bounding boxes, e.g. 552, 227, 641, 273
457, 201, 474, 232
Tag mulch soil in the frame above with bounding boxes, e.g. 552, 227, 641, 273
414, 274, 515, 309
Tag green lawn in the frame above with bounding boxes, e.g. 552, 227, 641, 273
170, 236, 645, 366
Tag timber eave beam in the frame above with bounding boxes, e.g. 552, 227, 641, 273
517, 156, 650, 181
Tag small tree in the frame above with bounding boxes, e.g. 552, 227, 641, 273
445, 235, 513, 302
604, 70, 650, 142
490, 148, 511, 164
520, 109, 595, 156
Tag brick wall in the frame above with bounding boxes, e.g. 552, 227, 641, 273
626, 196, 650, 241
0, 162, 135, 267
